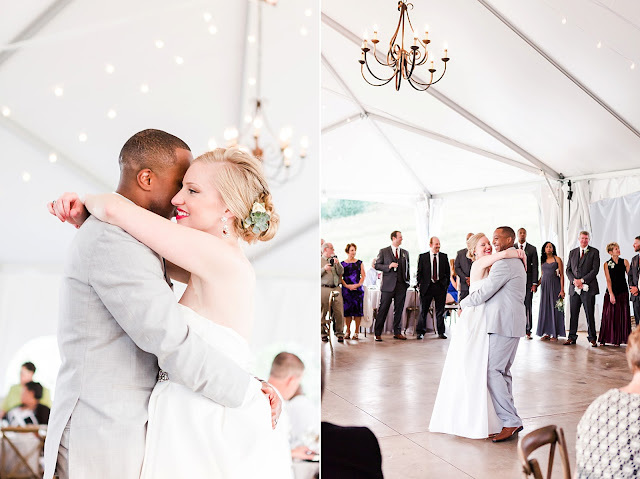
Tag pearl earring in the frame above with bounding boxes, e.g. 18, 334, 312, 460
221, 216, 230, 238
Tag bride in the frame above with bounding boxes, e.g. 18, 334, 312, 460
53, 148, 292, 478
429, 233, 525, 439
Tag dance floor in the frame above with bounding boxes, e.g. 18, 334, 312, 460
322, 328, 632, 478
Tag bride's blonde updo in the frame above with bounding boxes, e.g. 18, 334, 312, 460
193, 147, 279, 243
466, 233, 487, 260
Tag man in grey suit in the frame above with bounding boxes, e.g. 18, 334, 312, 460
461, 226, 526, 443
629, 236, 640, 326
564, 231, 600, 347
374, 231, 410, 341
515, 228, 539, 339
43, 130, 279, 479
454, 232, 474, 301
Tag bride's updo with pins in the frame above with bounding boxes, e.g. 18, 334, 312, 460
193, 147, 279, 243
466, 233, 487, 260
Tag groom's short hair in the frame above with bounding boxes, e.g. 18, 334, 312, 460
270, 352, 304, 379
119, 129, 190, 173
496, 226, 516, 241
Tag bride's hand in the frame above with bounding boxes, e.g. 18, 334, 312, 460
259, 381, 282, 429
47, 192, 89, 228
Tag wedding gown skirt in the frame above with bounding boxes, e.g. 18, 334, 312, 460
140, 304, 292, 479
428, 280, 503, 439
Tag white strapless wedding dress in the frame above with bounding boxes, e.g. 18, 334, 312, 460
428, 279, 503, 439
140, 304, 293, 479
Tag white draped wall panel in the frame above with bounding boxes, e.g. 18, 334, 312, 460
414, 197, 430, 249
428, 198, 445, 240
537, 184, 562, 256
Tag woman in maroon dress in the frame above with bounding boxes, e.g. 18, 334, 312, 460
341, 243, 366, 340
599, 242, 631, 347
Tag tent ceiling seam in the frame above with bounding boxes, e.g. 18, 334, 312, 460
0, 0, 75, 67
321, 13, 561, 180
477, 0, 640, 141
321, 53, 433, 198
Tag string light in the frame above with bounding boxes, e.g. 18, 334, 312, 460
105, 64, 115, 74
107, 109, 117, 119
208, 138, 217, 150
175, 56, 184, 65
78, 133, 88, 142
22, 172, 31, 182
140, 83, 150, 93
300, 27, 308, 36
49, 153, 57, 163
203, 12, 212, 22
208, 25, 218, 35
155, 40, 164, 49
1, 106, 10, 117
54, 86, 64, 97
304, 8, 312, 17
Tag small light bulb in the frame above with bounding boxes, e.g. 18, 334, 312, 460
248, 35, 256, 43
78, 132, 88, 142
155, 39, 164, 49
203, 12, 212, 22
208, 138, 217, 150
300, 27, 308, 36
175, 56, 184, 65
105, 63, 115, 74
253, 117, 264, 129
596, 41, 602, 49
244, 115, 253, 124
107, 109, 117, 119
1, 106, 10, 117
304, 8, 312, 17
248, 78, 256, 86
49, 153, 58, 163
54, 86, 64, 97
632, 62, 636, 70
208, 25, 218, 35
22, 171, 31, 182
300, 136, 309, 149
561, 17, 567, 24
140, 83, 150, 93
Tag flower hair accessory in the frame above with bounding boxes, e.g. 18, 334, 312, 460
243, 202, 271, 234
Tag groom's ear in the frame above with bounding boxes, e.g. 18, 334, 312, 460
137, 169, 153, 191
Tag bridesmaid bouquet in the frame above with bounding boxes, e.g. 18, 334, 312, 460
555, 298, 565, 312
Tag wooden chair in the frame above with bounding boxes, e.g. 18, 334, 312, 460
518, 425, 571, 479
1, 426, 45, 479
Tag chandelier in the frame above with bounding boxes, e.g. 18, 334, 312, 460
359, 1, 450, 91
224, 0, 307, 184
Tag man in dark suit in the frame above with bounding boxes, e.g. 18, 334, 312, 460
516, 228, 539, 339
629, 236, 640, 326
320, 422, 383, 478
416, 237, 450, 339
564, 231, 600, 347
454, 232, 474, 301
374, 230, 410, 341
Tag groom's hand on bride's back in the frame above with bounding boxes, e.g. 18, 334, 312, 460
259, 380, 282, 429
47, 192, 89, 228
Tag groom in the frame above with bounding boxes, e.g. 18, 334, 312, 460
460, 226, 526, 443
44, 130, 280, 479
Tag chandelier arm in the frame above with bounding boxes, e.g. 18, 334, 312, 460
406, 75, 433, 91
404, 50, 417, 80
361, 65, 396, 87
363, 56, 397, 82
409, 61, 448, 87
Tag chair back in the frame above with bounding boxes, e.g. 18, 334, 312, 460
1, 425, 46, 479
518, 425, 571, 479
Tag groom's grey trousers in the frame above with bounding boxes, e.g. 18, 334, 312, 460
488, 334, 522, 428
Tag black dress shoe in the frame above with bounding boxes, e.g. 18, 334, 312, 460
417, 334, 424, 340
438, 334, 447, 339
375, 336, 383, 342
337, 337, 344, 343
590, 341, 598, 347
563, 339, 576, 345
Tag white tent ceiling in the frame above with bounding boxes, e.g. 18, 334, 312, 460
1, 0, 319, 268
321, 0, 640, 200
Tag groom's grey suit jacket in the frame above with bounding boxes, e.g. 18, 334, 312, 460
43, 216, 253, 479
460, 250, 527, 338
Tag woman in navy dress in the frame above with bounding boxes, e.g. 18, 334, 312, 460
536, 241, 566, 341
599, 242, 631, 347
341, 243, 366, 340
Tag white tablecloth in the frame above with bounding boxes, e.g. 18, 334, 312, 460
364, 286, 432, 334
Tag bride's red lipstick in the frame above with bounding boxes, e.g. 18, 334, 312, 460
176, 208, 189, 221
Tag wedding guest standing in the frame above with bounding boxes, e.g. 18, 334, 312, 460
341, 243, 366, 340
629, 236, 640, 326
446, 258, 458, 304
454, 233, 474, 301
364, 258, 379, 287
321, 242, 345, 343
516, 228, 539, 339
416, 237, 450, 340
599, 242, 631, 347
536, 242, 565, 341
576, 328, 640, 478
374, 231, 410, 341
565, 231, 600, 347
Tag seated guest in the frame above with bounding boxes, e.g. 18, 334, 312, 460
3, 381, 50, 426
599, 242, 631, 347
446, 258, 458, 305
342, 243, 366, 340
364, 258, 379, 287
268, 353, 319, 462
320, 361, 383, 478
576, 328, 640, 477
0, 362, 51, 417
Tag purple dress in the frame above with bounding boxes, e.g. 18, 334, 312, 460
341, 260, 364, 317
536, 259, 565, 337
599, 257, 631, 345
